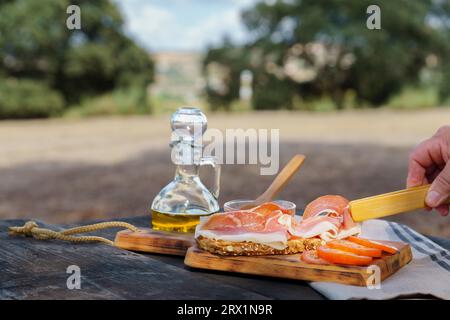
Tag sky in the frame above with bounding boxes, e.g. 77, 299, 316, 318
115, 0, 260, 52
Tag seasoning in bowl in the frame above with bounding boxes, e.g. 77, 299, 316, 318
223, 199, 296, 216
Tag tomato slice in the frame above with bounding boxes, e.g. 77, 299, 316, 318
301, 250, 330, 265
347, 236, 398, 254
317, 246, 373, 266
326, 239, 382, 257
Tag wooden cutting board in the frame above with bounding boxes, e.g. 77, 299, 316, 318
184, 240, 412, 286
114, 228, 195, 256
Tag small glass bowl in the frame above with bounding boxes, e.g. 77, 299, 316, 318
223, 199, 296, 216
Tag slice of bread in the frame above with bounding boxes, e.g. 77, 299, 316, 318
197, 236, 324, 256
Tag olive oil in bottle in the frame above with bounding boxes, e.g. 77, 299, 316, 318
151, 210, 210, 233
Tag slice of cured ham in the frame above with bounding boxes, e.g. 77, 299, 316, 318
200, 202, 289, 234
196, 202, 292, 249
291, 195, 361, 241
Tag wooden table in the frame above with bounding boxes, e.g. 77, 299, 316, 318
1, 216, 449, 300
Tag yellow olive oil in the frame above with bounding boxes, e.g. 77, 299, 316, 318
151, 210, 212, 233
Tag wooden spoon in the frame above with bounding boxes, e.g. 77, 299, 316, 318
240, 154, 306, 210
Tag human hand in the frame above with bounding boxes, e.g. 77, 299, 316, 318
407, 125, 450, 216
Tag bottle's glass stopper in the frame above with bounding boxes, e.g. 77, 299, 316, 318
170, 107, 207, 165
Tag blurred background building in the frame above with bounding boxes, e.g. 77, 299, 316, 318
150, 51, 203, 112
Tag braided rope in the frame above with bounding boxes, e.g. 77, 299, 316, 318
8, 221, 139, 246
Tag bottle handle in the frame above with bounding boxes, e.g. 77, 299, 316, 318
199, 156, 221, 199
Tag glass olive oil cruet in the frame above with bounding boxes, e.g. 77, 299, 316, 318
151, 107, 220, 232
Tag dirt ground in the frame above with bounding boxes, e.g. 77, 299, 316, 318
1, 109, 449, 237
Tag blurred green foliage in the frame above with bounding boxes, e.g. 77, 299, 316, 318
0, 0, 154, 119
64, 86, 151, 118
151, 93, 190, 115
204, 0, 450, 110
0, 78, 64, 118
387, 86, 439, 109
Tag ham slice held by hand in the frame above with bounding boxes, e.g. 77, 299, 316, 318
291, 195, 361, 241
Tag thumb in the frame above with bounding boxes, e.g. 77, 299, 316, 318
426, 162, 450, 207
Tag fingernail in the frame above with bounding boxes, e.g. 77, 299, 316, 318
407, 176, 421, 188
406, 177, 415, 188
426, 191, 443, 207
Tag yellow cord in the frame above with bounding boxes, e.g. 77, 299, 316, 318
8, 221, 139, 246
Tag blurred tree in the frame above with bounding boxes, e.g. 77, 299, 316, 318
204, 0, 450, 110
0, 0, 154, 118
203, 40, 250, 111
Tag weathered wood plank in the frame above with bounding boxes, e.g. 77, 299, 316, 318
0, 217, 324, 299
0, 219, 267, 299
5, 216, 446, 299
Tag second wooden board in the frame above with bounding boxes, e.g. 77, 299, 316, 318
184, 240, 412, 286
114, 228, 195, 256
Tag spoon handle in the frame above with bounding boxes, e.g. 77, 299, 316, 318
257, 154, 306, 202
